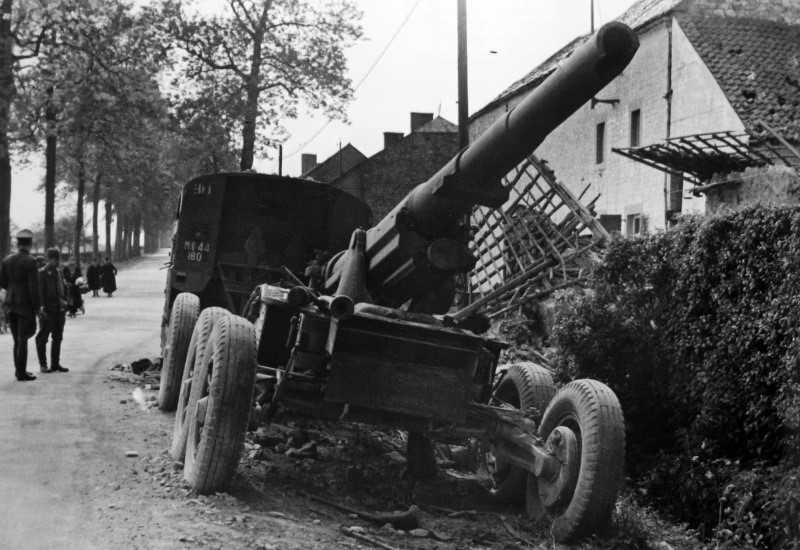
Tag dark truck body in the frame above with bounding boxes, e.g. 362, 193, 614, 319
163, 172, 370, 321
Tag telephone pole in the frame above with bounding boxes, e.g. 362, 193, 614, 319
457, 0, 469, 149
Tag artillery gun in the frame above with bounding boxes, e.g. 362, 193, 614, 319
159, 22, 638, 542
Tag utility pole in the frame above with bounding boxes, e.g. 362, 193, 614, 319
457, 0, 469, 149
590, 0, 595, 33
278, 144, 283, 176
456, 0, 470, 307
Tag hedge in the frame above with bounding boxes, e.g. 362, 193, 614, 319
549, 207, 800, 547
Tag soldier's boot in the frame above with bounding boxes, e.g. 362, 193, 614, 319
50, 339, 68, 372
35, 334, 50, 373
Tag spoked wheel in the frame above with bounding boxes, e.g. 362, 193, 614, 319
184, 314, 257, 493
170, 307, 230, 461
158, 293, 200, 411
484, 362, 555, 503
529, 379, 625, 542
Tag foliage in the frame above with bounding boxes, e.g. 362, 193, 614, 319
9, 0, 241, 260
550, 207, 800, 547
158, 0, 363, 168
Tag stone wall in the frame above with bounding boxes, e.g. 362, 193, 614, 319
704, 165, 800, 213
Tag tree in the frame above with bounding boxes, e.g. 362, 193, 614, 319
0, 0, 50, 256
48, 0, 169, 267
162, 0, 362, 169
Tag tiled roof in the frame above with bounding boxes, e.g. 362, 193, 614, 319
414, 116, 458, 133
302, 143, 366, 181
471, 0, 683, 120
678, 14, 800, 140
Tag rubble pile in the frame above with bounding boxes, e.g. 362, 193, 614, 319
108, 357, 162, 389
233, 416, 551, 550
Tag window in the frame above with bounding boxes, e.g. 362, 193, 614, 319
668, 172, 684, 213
596, 122, 605, 164
626, 214, 646, 236
630, 109, 641, 147
599, 214, 622, 234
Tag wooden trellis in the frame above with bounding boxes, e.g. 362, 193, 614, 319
453, 155, 609, 322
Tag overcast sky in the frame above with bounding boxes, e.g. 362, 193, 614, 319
10, 0, 639, 229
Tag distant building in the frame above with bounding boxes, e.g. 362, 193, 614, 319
329, 113, 459, 222
469, 0, 800, 236
300, 144, 367, 183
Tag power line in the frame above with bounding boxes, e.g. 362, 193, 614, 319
284, 0, 424, 161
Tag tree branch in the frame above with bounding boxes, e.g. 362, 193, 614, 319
227, 0, 256, 37
12, 24, 48, 61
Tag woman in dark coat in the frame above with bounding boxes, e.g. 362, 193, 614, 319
86, 258, 101, 297
101, 258, 117, 297
66, 264, 84, 316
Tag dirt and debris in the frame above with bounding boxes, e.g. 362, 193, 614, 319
109, 358, 163, 411
100, 358, 705, 549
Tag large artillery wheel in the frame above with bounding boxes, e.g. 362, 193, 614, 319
532, 379, 625, 542
158, 293, 200, 411
170, 307, 230, 461
184, 314, 257, 493
486, 362, 556, 502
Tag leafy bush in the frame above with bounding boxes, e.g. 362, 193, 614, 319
550, 207, 800, 546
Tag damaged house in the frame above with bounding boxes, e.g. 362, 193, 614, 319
469, 0, 800, 236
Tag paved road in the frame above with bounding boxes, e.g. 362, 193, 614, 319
0, 252, 166, 549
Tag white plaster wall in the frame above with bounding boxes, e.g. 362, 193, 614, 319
670, 19, 745, 139
469, 16, 747, 234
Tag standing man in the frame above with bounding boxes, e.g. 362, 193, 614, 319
36, 248, 69, 374
0, 229, 40, 381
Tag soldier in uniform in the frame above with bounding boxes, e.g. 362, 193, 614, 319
36, 248, 69, 373
0, 229, 40, 381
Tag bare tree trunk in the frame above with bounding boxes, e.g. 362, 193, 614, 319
73, 156, 85, 269
121, 220, 130, 260
91, 170, 101, 258
239, 15, 266, 171
114, 211, 124, 261
0, 0, 14, 258
240, 80, 258, 170
132, 211, 141, 257
104, 199, 112, 260
44, 86, 56, 248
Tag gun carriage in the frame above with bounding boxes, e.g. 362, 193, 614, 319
159, 22, 638, 542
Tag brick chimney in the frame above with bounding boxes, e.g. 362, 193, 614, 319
301, 153, 317, 175
410, 112, 433, 133
383, 132, 404, 149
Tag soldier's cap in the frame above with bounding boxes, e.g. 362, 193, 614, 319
16, 229, 33, 241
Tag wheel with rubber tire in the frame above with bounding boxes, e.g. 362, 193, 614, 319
487, 362, 556, 503
531, 379, 625, 543
184, 314, 257, 493
170, 307, 230, 461
158, 293, 200, 411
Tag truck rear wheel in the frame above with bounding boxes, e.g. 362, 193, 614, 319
487, 362, 555, 503
159, 293, 200, 411
170, 307, 230, 461
183, 314, 257, 493
533, 379, 625, 542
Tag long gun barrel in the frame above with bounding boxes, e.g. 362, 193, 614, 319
327, 22, 639, 312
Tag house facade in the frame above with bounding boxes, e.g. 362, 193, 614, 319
469, 0, 800, 236
328, 114, 459, 222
